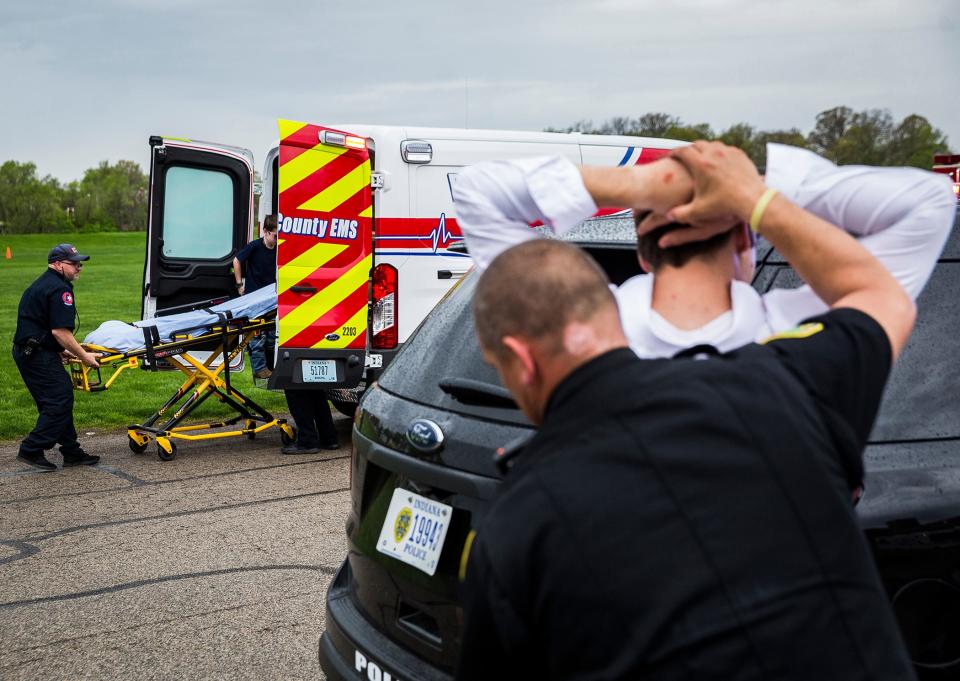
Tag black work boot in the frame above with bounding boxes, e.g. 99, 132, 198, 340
63, 453, 101, 467
16, 452, 57, 472
281, 444, 321, 455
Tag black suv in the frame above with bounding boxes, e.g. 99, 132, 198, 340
320, 218, 960, 681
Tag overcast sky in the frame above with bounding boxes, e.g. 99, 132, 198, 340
2, 0, 957, 182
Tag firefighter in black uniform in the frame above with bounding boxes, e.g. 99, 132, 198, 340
13, 244, 101, 471
458, 143, 919, 680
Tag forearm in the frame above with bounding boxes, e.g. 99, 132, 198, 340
232, 258, 243, 284
455, 155, 694, 272
580, 158, 693, 214
52, 329, 86, 357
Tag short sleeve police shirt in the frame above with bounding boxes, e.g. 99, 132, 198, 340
14, 269, 76, 349
756, 307, 892, 490
458, 308, 913, 681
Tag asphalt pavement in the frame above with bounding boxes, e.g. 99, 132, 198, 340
0, 414, 353, 680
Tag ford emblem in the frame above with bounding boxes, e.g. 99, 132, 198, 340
325, 333, 340, 341
406, 419, 444, 452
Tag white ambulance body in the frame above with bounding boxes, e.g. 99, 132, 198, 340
143, 123, 683, 412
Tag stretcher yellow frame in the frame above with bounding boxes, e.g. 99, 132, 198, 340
68, 316, 294, 461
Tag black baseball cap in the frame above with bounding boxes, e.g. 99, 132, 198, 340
48, 243, 91, 263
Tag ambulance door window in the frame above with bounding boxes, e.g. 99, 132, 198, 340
162, 166, 235, 260
414, 165, 459, 221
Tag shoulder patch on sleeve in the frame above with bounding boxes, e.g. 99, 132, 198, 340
61, 292, 74, 306
760, 321, 824, 344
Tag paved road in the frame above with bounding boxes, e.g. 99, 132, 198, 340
0, 415, 353, 680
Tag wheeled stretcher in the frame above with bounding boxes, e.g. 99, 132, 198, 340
68, 286, 294, 460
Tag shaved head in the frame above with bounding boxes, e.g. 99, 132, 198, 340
473, 240, 620, 357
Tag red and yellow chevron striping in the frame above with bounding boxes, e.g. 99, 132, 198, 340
276, 120, 372, 351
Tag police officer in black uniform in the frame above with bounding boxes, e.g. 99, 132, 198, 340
13, 244, 101, 471
458, 143, 919, 680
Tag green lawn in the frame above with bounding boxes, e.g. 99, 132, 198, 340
0, 232, 289, 442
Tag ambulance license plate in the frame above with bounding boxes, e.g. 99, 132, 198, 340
376, 489, 451, 576
301, 359, 336, 383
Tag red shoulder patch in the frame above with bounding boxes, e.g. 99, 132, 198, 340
62, 292, 74, 306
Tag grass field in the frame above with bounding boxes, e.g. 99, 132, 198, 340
0, 232, 289, 443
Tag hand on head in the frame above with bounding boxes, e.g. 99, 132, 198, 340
638, 141, 766, 248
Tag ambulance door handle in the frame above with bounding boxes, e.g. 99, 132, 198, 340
291, 285, 318, 294
437, 269, 468, 280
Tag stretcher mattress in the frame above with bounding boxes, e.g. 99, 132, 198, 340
83, 284, 277, 352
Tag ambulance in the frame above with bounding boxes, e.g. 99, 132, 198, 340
141, 122, 684, 413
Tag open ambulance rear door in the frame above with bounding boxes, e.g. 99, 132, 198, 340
143, 136, 255, 317
142, 136, 255, 365
270, 120, 374, 391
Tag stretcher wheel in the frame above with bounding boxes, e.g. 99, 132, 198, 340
246, 419, 257, 440
127, 430, 150, 455
280, 424, 296, 446
156, 437, 177, 461
128, 436, 149, 455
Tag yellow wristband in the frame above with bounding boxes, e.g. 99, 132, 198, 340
749, 188, 779, 233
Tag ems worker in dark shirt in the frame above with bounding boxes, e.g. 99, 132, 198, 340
458, 143, 918, 680
234, 215, 278, 378
13, 244, 101, 472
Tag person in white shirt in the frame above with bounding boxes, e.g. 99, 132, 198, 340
453, 143, 956, 358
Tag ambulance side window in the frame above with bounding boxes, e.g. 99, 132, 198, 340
414, 165, 460, 216
162, 166, 235, 260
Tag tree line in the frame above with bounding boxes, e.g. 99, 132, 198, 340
0, 160, 148, 234
548, 106, 951, 170
0, 106, 951, 234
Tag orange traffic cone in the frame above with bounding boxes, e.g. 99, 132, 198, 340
4, 246, 10, 259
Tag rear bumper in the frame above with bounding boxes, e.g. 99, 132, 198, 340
319, 560, 452, 681
269, 348, 365, 390
269, 347, 400, 392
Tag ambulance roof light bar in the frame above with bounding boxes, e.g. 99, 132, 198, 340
321, 130, 367, 149
401, 140, 433, 164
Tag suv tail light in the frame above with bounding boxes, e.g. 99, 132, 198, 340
372, 264, 398, 349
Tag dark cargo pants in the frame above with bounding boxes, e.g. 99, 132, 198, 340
13, 346, 84, 458
284, 389, 337, 448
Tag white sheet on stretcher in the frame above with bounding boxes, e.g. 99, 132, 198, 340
83, 284, 277, 352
